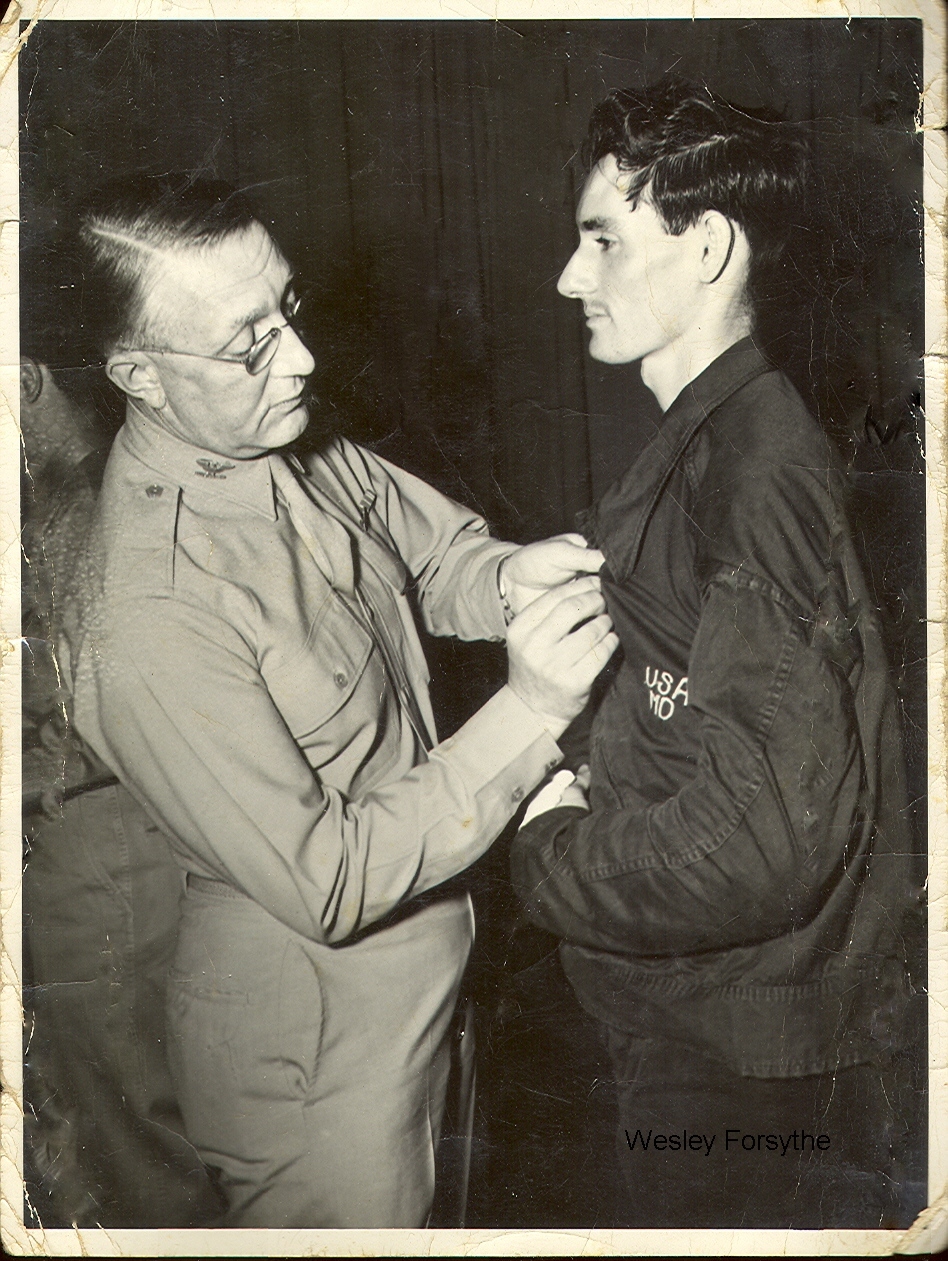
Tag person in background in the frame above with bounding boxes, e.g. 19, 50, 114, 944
66, 174, 618, 1228
511, 79, 916, 1229
20, 244, 221, 1227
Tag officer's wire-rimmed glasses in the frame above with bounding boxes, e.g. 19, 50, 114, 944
124, 284, 307, 376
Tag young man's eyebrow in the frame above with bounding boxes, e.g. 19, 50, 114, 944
579, 215, 615, 232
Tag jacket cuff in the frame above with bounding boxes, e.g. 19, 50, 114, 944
509, 804, 589, 894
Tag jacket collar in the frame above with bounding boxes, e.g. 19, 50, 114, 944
120, 401, 278, 521
581, 337, 773, 584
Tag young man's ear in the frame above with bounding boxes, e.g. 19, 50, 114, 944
700, 211, 738, 285
106, 354, 166, 408
20, 357, 44, 405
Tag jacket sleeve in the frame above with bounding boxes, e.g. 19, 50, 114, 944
341, 441, 514, 642
76, 592, 561, 946
510, 568, 866, 958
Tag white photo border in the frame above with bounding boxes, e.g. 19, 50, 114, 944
1, 2, 944, 1255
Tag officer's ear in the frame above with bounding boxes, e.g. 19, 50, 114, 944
106, 352, 167, 409
20, 357, 44, 405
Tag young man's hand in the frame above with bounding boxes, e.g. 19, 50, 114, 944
520, 764, 591, 827
501, 534, 604, 617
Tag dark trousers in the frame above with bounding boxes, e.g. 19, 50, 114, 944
605, 1024, 911, 1229
468, 948, 621, 1228
23, 784, 221, 1228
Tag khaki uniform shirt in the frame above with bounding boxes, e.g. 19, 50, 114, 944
71, 405, 562, 945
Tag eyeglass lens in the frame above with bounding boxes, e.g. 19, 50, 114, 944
245, 291, 305, 375
246, 327, 281, 375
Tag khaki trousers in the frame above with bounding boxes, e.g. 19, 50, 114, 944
166, 880, 473, 1227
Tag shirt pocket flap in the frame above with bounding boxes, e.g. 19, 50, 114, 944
266, 593, 374, 740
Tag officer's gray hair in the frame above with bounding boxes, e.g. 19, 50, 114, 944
78, 174, 261, 359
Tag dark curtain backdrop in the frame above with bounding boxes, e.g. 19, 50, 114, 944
20, 18, 926, 1226
21, 19, 922, 515
20, 15, 926, 729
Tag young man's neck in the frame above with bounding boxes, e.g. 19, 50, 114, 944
641, 316, 753, 413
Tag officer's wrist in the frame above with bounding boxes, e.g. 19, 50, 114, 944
497, 555, 516, 625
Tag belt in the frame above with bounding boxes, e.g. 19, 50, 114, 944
23, 773, 121, 818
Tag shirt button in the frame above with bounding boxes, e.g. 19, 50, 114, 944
334, 671, 349, 689
511, 786, 525, 803
145, 484, 164, 498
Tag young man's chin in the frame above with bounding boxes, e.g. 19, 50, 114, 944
588, 338, 638, 367
583, 322, 640, 365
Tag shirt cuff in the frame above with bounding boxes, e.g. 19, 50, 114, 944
438, 685, 562, 771
433, 684, 563, 814
465, 542, 519, 640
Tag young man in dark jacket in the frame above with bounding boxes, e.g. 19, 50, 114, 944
510, 79, 916, 1229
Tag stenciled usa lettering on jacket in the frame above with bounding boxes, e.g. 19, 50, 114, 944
644, 666, 689, 721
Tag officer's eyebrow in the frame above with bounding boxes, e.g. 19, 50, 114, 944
221, 275, 296, 338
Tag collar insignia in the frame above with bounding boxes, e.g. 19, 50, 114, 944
195, 458, 236, 480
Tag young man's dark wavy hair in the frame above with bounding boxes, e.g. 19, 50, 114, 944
77, 172, 261, 360
583, 78, 808, 316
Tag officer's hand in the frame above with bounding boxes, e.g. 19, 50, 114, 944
501, 534, 604, 617
507, 577, 618, 738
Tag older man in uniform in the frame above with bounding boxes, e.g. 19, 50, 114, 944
67, 174, 617, 1228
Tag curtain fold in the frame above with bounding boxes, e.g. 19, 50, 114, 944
20, 21, 924, 755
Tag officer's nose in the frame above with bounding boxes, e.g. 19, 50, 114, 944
276, 323, 316, 378
557, 246, 593, 300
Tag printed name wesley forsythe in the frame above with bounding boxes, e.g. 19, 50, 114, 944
625, 1130, 833, 1155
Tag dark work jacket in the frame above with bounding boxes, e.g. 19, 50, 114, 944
510, 338, 915, 1078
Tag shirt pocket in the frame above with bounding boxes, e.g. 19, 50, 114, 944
264, 591, 375, 744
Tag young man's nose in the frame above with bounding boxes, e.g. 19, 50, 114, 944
557, 246, 594, 299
